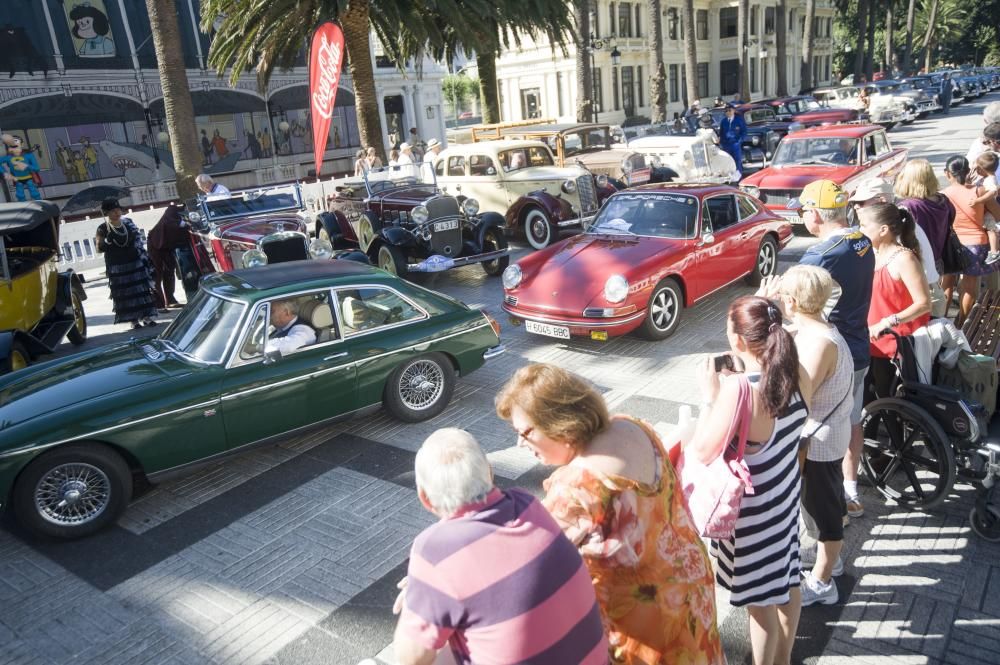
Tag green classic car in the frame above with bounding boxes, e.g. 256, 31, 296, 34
0, 260, 503, 539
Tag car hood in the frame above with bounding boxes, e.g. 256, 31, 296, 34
371, 185, 439, 207
793, 109, 853, 121
516, 233, 680, 309
506, 165, 589, 182
575, 149, 631, 168
0, 341, 187, 430
214, 215, 306, 244
743, 164, 858, 189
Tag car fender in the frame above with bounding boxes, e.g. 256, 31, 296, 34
474, 212, 506, 245
0, 329, 46, 363
316, 211, 356, 245
649, 167, 678, 183
505, 190, 570, 229
55, 269, 87, 316
380, 225, 418, 248
332, 249, 371, 264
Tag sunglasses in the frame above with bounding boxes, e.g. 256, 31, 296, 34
515, 426, 535, 442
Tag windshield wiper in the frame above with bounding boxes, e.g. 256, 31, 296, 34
590, 226, 638, 236
786, 159, 837, 166
159, 338, 200, 363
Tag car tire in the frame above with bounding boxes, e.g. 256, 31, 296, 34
522, 207, 555, 250
376, 244, 407, 277
3, 340, 30, 374
480, 227, 510, 276
12, 443, 133, 539
67, 290, 88, 345
637, 278, 683, 340
383, 352, 456, 423
745, 236, 778, 286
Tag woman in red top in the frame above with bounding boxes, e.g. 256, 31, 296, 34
858, 203, 931, 399
940, 155, 1000, 325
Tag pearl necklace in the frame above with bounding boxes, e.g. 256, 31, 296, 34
106, 220, 130, 247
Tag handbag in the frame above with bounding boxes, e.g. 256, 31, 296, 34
676, 374, 754, 539
940, 200, 971, 274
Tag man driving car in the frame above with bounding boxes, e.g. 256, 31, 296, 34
837, 139, 857, 164
265, 299, 316, 354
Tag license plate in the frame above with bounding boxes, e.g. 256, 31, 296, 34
525, 320, 570, 339
434, 219, 459, 232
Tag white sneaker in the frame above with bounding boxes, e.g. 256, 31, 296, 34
986, 251, 1000, 266
799, 546, 845, 576
800, 571, 839, 606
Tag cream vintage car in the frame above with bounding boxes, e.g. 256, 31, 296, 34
431, 140, 617, 249
811, 86, 908, 128
626, 130, 740, 184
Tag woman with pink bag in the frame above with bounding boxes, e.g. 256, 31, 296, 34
685, 295, 812, 665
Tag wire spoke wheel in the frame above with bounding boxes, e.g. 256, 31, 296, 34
397, 359, 446, 411
34, 462, 111, 526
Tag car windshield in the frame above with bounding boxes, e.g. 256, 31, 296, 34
498, 146, 554, 171
363, 163, 437, 194
159, 290, 246, 363
589, 192, 698, 239
771, 137, 858, 167
561, 128, 611, 157
749, 109, 776, 123
200, 185, 302, 222
906, 78, 932, 89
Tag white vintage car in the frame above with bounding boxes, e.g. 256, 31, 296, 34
431, 140, 614, 249
626, 130, 740, 184
812, 86, 909, 128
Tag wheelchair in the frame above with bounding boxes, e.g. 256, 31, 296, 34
860, 330, 1000, 541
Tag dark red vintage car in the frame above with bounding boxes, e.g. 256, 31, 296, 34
500, 184, 792, 340
739, 124, 908, 222
759, 96, 860, 126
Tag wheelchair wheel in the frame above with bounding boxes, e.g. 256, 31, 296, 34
969, 486, 1000, 542
860, 397, 956, 510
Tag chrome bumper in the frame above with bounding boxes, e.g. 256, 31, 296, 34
558, 212, 597, 229
483, 344, 505, 360
409, 248, 511, 272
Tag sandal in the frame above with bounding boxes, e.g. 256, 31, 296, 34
131, 321, 144, 330
143, 319, 159, 327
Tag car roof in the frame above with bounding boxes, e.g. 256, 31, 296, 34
495, 123, 607, 136
441, 139, 549, 154
201, 259, 386, 297
785, 124, 883, 139
615, 182, 737, 197
0, 200, 61, 234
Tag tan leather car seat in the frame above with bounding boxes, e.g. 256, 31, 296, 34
341, 296, 368, 333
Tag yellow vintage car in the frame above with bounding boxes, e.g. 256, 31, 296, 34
0, 200, 87, 373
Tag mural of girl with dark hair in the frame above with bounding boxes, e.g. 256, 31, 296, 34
69, 2, 116, 57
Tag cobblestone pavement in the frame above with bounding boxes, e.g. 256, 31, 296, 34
3, 96, 1000, 664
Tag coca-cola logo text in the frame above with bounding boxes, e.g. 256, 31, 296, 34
312, 35, 342, 120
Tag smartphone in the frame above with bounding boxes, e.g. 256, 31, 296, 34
714, 354, 735, 373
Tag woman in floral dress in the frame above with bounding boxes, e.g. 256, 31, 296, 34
496, 364, 724, 665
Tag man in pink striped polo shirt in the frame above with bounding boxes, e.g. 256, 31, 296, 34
393, 428, 608, 665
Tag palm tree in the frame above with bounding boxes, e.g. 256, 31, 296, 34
575, 0, 593, 122
682, 0, 698, 107
853, 0, 869, 83
145, 0, 201, 200
884, 0, 895, 73
775, 0, 788, 96
801, 0, 815, 91
865, 0, 878, 80
921, 0, 940, 71
902, 0, 917, 74
648, 0, 666, 123
737, 0, 751, 99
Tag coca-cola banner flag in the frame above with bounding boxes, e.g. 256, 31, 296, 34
308, 22, 345, 176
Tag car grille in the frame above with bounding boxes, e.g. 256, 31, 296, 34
577, 175, 598, 214
261, 236, 309, 263
504, 295, 518, 306
760, 188, 801, 207
425, 196, 463, 257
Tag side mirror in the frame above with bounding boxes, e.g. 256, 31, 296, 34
263, 348, 282, 365
701, 232, 716, 245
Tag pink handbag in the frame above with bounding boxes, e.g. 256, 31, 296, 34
676, 374, 755, 539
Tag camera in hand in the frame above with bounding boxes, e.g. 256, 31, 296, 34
714, 354, 735, 373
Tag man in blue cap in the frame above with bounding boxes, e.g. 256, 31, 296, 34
719, 104, 748, 177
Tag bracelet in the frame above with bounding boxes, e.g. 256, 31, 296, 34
888, 314, 901, 327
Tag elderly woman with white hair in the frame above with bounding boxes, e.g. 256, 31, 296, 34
195, 173, 231, 197
393, 428, 607, 665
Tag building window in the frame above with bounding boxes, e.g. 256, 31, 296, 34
826, 56, 831, 81
697, 62, 709, 99
750, 6, 758, 36
765, 7, 775, 34
609, 3, 616, 37
681, 64, 688, 105
719, 7, 738, 38
618, 3, 633, 38
669, 64, 679, 102
720, 59, 740, 96
697, 10, 708, 40
520, 88, 542, 120
667, 8, 678, 40
827, 18, 833, 37
591, 1, 600, 38
556, 72, 565, 116
593, 67, 603, 112
635, 5, 641, 37
612, 67, 620, 110
637, 65, 644, 107
750, 58, 758, 92
762, 58, 769, 94
622, 66, 635, 116
789, 10, 796, 33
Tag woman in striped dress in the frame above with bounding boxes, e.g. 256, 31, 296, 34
686, 295, 811, 665
96, 198, 158, 329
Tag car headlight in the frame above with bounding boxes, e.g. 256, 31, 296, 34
596, 174, 609, 188
462, 198, 480, 217
502, 264, 522, 290
411, 205, 429, 224
242, 249, 268, 268
621, 159, 634, 173
309, 237, 334, 260
742, 185, 761, 198
604, 274, 628, 303
187, 212, 203, 225
561, 179, 577, 194
751, 135, 761, 146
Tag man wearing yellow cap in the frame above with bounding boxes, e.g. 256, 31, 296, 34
797, 179, 875, 526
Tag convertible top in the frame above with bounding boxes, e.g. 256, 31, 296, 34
0, 201, 61, 235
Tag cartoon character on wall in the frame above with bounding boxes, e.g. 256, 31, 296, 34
0, 24, 47, 78
68, 2, 116, 58
1, 134, 42, 201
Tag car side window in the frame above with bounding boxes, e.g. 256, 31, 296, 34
864, 136, 877, 161
337, 287, 425, 335
704, 195, 740, 231
435, 159, 446, 177
737, 195, 759, 220
469, 155, 497, 176
447, 156, 466, 177
873, 131, 890, 155
235, 306, 269, 365
234, 291, 338, 365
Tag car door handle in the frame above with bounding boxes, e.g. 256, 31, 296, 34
324, 352, 348, 361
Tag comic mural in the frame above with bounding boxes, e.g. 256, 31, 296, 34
65, 1, 117, 58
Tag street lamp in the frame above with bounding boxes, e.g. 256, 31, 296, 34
587, 33, 621, 122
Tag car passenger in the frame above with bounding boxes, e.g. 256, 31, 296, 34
507, 150, 527, 171
836, 139, 856, 165
265, 299, 316, 354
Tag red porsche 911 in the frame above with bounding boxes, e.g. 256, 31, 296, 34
501, 184, 793, 340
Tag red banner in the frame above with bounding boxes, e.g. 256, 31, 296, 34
308, 22, 345, 177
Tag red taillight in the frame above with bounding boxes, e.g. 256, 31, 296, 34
485, 313, 501, 337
